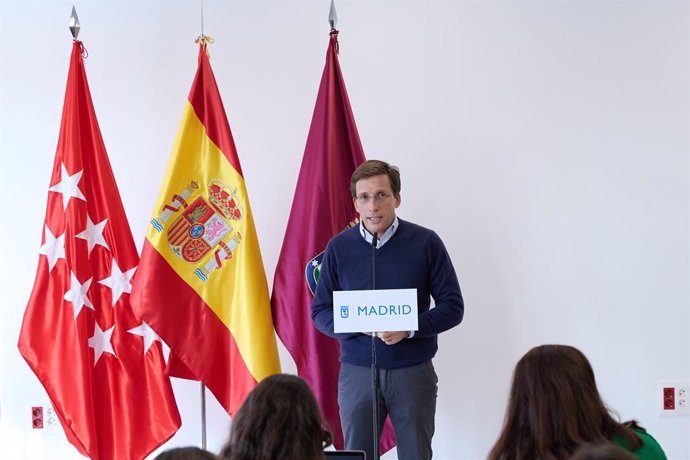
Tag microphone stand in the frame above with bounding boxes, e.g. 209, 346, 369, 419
370, 232, 380, 460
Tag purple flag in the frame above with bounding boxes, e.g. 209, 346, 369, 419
271, 29, 395, 453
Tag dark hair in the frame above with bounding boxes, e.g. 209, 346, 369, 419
350, 159, 401, 198
153, 446, 218, 460
569, 443, 638, 460
220, 374, 332, 460
488, 345, 643, 460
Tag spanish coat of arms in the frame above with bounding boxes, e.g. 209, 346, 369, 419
150, 179, 243, 282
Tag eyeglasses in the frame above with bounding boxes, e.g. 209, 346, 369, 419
354, 192, 393, 204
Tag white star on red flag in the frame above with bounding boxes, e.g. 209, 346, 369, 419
128, 322, 162, 354
64, 272, 95, 319
48, 163, 86, 210
38, 225, 66, 272
98, 259, 136, 307
88, 323, 117, 365
75, 216, 109, 255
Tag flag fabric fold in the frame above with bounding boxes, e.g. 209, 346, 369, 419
18, 40, 181, 460
131, 43, 281, 416
271, 29, 395, 452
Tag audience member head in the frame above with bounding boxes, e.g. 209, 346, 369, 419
220, 373, 332, 460
569, 443, 638, 460
488, 344, 643, 460
153, 446, 218, 460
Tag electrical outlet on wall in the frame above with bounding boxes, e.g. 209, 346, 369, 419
658, 380, 690, 416
45, 406, 59, 428
679, 388, 688, 409
30, 404, 62, 432
31, 406, 43, 429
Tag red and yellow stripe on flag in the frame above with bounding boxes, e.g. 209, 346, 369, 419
131, 43, 280, 415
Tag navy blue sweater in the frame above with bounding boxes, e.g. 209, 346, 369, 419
311, 219, 464, 368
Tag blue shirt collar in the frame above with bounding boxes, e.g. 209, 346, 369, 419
359, 217, 399, 249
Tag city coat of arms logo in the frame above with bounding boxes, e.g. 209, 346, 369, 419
305, 252, 325, 296
340, 305, 350, 319
150, 179, 244, 282
304, 218, 360, 295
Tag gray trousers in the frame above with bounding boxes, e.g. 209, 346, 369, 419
338, 360, 438, 460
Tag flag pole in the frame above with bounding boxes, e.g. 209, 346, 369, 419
198, 0, 208, 451
69, 5, 80, 40
200, 0, 205, 39
329, 0, 338, 30
200, 382, 207, 449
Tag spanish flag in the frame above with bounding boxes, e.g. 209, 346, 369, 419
131, 41, 280, 415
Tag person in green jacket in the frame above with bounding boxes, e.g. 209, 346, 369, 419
570, 440, 657, 460
488, 345, 667, 460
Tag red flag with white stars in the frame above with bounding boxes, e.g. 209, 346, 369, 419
18, 41, 180, 459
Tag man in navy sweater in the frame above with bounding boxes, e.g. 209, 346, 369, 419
311, 159, 464, 460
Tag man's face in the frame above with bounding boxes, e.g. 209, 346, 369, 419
353, 174, 401, 236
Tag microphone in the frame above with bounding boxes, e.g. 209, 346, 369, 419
371, 232, 378, 289
370, 231, 380, 460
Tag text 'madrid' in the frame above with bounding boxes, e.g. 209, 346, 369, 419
333, 288, 418, 333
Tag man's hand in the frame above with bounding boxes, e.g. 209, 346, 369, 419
378, 331, 408, 345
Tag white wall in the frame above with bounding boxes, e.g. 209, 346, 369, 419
1, 1, 688, 459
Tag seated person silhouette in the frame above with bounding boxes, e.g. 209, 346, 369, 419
220, 374, 333, 460
489, 345, 666, 460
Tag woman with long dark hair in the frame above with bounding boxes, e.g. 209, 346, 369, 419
489, 345, 666, 460
220, 374, 333, 460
